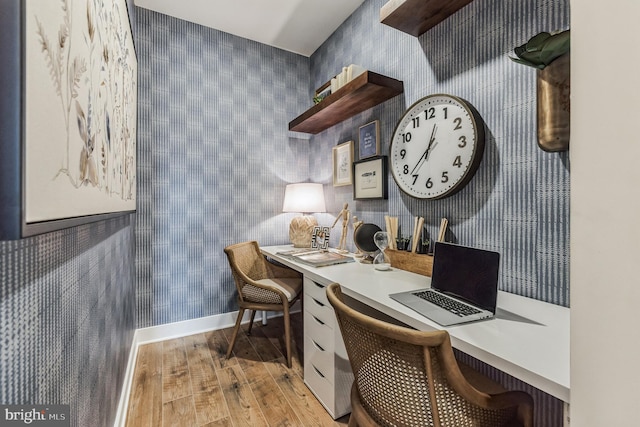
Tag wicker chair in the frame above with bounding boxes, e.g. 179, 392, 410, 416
326, 283, 534, 427
224, 241, 302, 368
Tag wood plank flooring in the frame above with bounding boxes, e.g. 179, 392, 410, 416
125, 312, 350, 426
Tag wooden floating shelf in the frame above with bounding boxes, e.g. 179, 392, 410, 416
289, 71, 403, 134
380, 0, 475, 37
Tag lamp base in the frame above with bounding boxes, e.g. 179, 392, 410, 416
289, 215, 318, 248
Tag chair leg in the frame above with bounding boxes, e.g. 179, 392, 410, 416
247, 309, 257, 335
226, 307, 245, 360
284, 305, 292, 368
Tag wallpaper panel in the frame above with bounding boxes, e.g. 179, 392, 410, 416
310, 2, 569, 425
0, 215, 136, 427
311, 0, 570, 307
134, 8, 311, 327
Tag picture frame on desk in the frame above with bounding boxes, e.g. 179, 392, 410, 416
332, 140, 354, 187
358, 120, 380, 159
311, 226, 331, 250
353, 156, 388, 200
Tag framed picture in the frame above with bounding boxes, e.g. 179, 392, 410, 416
0, 0, 137, 239
358, 120, 380, 159
353, 156, 388, 200
332, 140, 354, 187
311, 226, 331, 250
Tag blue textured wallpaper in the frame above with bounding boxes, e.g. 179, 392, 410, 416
134, 8, 311, 327
134, 0, 569, 323
311, 0, 570, 307
0, 215, 136, 426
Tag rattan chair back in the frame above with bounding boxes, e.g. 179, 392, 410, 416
326, 283, 533, 427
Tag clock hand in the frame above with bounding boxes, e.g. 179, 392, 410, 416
410, 124, 438, 175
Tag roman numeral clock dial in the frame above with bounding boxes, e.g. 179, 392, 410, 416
390, 94, 486, 199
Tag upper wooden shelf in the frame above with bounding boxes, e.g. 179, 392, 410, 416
289, 71, 403, 134
380, 0, 474, 37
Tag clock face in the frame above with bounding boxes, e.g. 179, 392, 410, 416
389, 94, 485, 199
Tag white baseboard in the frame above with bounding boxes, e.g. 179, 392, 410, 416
113, 306, 299, 426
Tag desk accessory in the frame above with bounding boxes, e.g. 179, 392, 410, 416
288, 250, 354, 267
331, 203, 350, 252
282, 183, 326, 247
437, 218, 448, 242
386, 249, 433, 276
389, 94, 486, 199
373, 231, 391, 270
411, 216, 425, 253
311, 226, 330, 250
353, 223, 382, 263
384, 215, 398, 249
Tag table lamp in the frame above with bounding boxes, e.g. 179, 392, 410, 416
282, 183, 326, 248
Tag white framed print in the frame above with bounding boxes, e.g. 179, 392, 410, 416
353, 156, 388, 200
332, 140, 353, 187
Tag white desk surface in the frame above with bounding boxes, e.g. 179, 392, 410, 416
262, 245, 570, 403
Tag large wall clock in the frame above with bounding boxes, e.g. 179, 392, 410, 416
389, 94, 486, 199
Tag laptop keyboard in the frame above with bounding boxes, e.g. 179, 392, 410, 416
413, 290, 482, 317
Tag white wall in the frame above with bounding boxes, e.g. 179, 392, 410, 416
570, 1, 640, 424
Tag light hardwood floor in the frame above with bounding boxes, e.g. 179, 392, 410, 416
125, 312, 350, 426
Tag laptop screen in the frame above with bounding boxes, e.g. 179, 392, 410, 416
430, 242, 500, 313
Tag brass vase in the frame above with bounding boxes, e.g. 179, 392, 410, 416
537, 53, 570, 152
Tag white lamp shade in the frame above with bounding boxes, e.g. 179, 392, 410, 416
282, 183, 326, 213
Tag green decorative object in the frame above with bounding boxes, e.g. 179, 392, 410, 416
511, 30, 571, 152
510, 30, 570, 70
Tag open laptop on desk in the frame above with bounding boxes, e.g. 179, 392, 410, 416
389, 242, 500, 326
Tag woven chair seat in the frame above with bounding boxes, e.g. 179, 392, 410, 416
247, 277, 302, 303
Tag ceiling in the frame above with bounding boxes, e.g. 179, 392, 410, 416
134, 0, 365, 56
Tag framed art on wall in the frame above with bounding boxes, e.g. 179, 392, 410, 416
0, 0, 137, 239
358, 120, 380, 159
353, 156, 388, 200
332, 140, 354, 187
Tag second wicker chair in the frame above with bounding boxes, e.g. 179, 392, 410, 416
326, 282, 533, 427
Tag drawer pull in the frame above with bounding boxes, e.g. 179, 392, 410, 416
312, 297, 325, 307
313, 365, 326, 378
314, 281, 325, 289
312, 315, 325, 325
312, 340, 325, 352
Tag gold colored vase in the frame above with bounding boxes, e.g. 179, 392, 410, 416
537, 53, 570, 152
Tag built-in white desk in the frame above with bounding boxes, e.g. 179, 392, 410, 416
262, 245, 570, 413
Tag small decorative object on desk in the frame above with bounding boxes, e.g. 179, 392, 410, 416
286, 250, 354, 267
331, 203, 350, 252
373, 231, 391, 270
311, 226, 330, 250
418, 238, 431, 254
396, 236, 410, 251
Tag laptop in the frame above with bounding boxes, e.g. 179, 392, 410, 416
389, 242, 500, 326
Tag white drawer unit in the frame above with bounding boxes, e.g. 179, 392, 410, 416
302, 277, 353, 419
